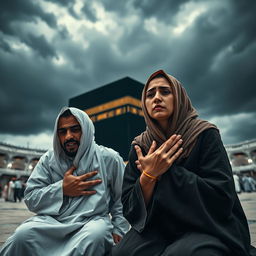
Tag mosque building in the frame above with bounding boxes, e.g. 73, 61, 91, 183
0, 142, 45, 192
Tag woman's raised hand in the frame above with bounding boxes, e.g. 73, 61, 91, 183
135, 134, 183, 179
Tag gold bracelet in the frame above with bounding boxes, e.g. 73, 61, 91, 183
142, 171, 158, 180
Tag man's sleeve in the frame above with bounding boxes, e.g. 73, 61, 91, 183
24, 153, 64, 215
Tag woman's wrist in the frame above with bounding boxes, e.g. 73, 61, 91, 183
141, 170, 158, 182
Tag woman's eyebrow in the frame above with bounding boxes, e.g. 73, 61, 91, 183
146, 86, 170, 92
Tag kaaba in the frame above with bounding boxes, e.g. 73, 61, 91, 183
69, 77, 145, 160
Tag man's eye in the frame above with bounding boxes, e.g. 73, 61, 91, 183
58, 129, 66, 135
71, 126, 81, 132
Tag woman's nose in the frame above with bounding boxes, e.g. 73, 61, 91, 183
153, 90, 162, 102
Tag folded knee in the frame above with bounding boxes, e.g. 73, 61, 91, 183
85, 219, 111, 240
13, 223, 35, 244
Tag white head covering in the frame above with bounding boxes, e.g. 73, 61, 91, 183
52, 107, 99, 176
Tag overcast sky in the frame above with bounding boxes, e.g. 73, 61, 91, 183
0, 0, 255, 150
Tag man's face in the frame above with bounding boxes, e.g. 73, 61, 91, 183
57, 115, 82, 157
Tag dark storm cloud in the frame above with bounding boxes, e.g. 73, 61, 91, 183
44, 0, 75, 6
44, 0, 79, 20
22, 34, 57, 58
230, 0, 256, 55
0, 0, 58, 59
101, 0, 188, 23
0, 48, 83, 135
132, 0, 188, 21
0, 0, 255, 145
227, 115, 256, 143
0, 0, 57, 36
0, 36, 12, 53
174, 0, 256, 118
202, 44, 256, 116
81, 4, 98, 22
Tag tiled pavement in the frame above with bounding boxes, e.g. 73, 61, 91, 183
0, 192, 256, 248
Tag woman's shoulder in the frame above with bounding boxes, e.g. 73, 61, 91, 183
195, 127, 226, 156
198, 127, 220, 142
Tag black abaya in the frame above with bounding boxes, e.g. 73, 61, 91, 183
113, 129, 254, 256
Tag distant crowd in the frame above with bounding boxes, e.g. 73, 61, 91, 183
233, 173, 256, 194
0, 177, 26, 202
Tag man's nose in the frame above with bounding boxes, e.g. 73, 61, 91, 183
65, 129, 74, 140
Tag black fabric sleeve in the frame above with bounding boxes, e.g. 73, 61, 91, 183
121, 145, 155, 232
121, 129, 252, 255
153, 128, 237, 233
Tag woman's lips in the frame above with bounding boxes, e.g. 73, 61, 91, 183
153, 105, 165, 111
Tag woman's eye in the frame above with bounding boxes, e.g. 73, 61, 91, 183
146, 92, 154, 98
161, 89, 171, 95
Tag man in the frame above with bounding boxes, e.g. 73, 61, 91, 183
14, 178, 22, 202
7, 177, 15, 202
0, 107, 129, 256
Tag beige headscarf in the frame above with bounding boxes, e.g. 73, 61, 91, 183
133, 69, 217, 160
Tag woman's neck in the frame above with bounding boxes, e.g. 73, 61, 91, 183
158, 120, 169, 135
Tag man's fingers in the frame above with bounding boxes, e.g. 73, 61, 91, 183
80, 190, 97, 196
66, 190, 97, 197
66, 166, 76, 175
79, 170, 98, 181
79, 179, 102, 189
134, 145, 143, 160
148, 141, 156, 155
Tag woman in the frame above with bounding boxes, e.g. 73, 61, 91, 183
112, 70, 255, 256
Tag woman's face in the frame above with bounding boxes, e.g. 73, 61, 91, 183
145, 76, 174, 125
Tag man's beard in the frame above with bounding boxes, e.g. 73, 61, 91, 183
62, 139, 80, 157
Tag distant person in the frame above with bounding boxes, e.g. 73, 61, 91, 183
20, 180, 26, 198
7, 177, 15, 202
112, 70, 256, 256
233, 173, 241, 193
248, 176, 256, 192
14, 178, 22, 202
239, 174, 245, 192
243, 175, 252, 192
0, 107, 129, 256
2, 183, 8, 201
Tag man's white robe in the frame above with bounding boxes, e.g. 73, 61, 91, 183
0, 107, 129, 256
